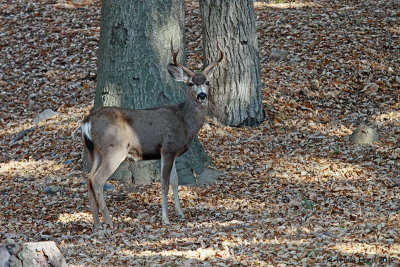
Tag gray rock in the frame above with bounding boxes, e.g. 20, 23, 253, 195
33, 108, 59, 126
103, 159, 160, 185
0, 246, 11, 267
196, 168, 220, 187
349, 124, 379, 144
81, 135, 210, 186
270, 49, 289, 61
0, 241, 67, 267
43, 187, 59, 195
83, 151, 218, 186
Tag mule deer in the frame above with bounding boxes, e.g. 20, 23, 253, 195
82, 42, 223, 229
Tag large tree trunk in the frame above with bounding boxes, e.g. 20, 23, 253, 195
200, 0, 264, 127
92, 0, 210, 185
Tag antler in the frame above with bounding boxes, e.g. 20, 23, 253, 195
171, 40, 195, 77
202, 45, 224, 75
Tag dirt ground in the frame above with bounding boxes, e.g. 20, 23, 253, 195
1, 0, 399, 266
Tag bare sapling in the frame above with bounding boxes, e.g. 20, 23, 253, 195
81, 41, 224, 229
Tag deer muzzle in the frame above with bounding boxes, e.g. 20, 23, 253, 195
197, 92, 207, 101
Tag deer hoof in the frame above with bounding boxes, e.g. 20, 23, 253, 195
92, 227, 112, 238
177, 216, 186, 222
176, 211, 185, 218
176, 209, 184, 217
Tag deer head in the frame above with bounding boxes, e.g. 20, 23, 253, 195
167, 41, 224, 106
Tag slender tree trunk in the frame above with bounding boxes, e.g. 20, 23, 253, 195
200, 0, 264, 127
91, 0, 210, 185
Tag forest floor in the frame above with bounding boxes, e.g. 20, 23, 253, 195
1, 0, 400, 266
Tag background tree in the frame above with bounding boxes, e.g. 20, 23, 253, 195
92, 0, 210, 185
200, 0, 264, 127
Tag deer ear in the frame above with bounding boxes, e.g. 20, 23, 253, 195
167, 63, 189, 82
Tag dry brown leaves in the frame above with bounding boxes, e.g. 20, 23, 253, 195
1, 0, 399, 266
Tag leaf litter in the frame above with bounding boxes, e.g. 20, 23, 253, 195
1, 0, 399, 266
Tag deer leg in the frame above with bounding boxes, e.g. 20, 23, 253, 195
87, 150, 102, 229
160, 154, 175, 225
89, 149, 126, 229
170, 160, 184, 218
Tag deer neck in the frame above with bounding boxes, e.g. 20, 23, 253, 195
181, 93, 207, 138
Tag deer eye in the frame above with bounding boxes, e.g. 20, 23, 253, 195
205, 80, 210, 86
188, 82, 194, 87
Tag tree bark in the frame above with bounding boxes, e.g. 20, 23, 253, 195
200, 0, 264, 127
92, 0, 211, 185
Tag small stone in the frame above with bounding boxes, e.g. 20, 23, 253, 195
270, 49, 289, 61
196, 168, 219, 186
103, 183, 114, 191
33, 108, 59, 125
184, 240, 194, 246
43, 187, 59, 195
349, 124, 379, 144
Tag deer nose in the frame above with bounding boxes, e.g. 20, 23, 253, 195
197, 92, 207, 101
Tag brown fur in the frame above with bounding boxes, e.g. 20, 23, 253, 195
82, 45, 223, 229
85, 94, 206, 161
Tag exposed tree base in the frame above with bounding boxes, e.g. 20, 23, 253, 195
215, 108, 266, 128
82, 136, 215, 186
